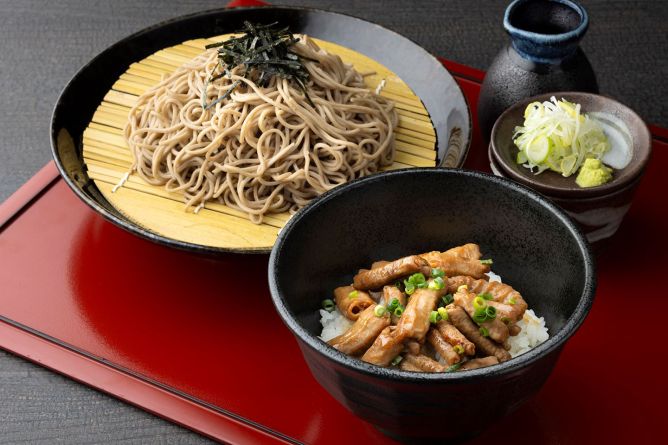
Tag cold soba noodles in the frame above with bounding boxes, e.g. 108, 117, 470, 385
125, 22, 398, 224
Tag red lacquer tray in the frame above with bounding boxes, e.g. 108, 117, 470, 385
2, 36, 667, 445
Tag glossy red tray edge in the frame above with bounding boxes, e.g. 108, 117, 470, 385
2, 46, 667, 445
0, 61, 487, 445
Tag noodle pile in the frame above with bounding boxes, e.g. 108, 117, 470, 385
124, 36, 398, 224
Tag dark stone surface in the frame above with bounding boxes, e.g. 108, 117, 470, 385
0, 0, 665, 443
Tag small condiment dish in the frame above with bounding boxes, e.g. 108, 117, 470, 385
489, 91, 652, 243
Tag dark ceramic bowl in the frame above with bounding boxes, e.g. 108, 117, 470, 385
490, 92, 651, 243
268, 168, 596, 443
50, 6, 471, 254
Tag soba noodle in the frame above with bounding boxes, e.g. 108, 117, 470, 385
124, 36, 398, 224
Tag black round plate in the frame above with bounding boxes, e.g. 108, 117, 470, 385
51, 6, 472, 254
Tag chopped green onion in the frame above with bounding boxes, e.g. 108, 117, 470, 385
479, 326, 490, 337
348, 290, 358, 299
479, 292, 493, 300
395, 280, 403, 289
404, 281, 416, 295
508, 297, 516, 305
453, 345, 464, 355
431, 268, 445, 278
445, 363, 462, 372
442, 294, 454, 306
394, 306, 404, 317
374, 305, 387, 317
428, 276, 445, 290
473, 311, 487, 324
429, 310, 440, 324
457, 284, 468, 293
437, 307, 448, 321
473, 296, 486, 311
480, 259, 493, 265
387, 298, 399, 312
485, 306, 497, 319
322, 299, 335, 312
391, 355, 403, 366
409, 273, 426, 285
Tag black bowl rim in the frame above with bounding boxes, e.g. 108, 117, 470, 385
490, 91, 652, 199
268, 167, 596, 382
49, 5, 472, 255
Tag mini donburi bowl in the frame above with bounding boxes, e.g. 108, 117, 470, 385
268, 168, 595, 443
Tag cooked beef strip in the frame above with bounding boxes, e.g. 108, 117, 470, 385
403, 353, 446, 372
420, 244, 490, 279
427, 328, 460, 365
447, 276, 527, 322
396, 288, 443, 341
435, 319, 476, 356
333, 285, 375, 320
399, 360, 422, 372
459, 356, 499, 371
328, 304, 390, 355
446, 305, 511, 362
454, 288, 509, 344
353, 255, 431, 290
382, 285, 407, 324
361, 326, 405, 366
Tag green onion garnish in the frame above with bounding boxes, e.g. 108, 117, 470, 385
348, 290, 358, 299
394, 306, 404, 317
395, 280, 403, 289
479, 326, 490, 337
473, 311, 487, 324
485, 306, 497, 319
453, 344, 464, 355
437, 307, 448, 321
404, 281, 416, 295
508, 297, 516, 305
322, 299, 335, 312
374, 305, 387, 317
480, 259, 493, 265
473, 296, 486, 311
446, 363, 462, 372
387, 298, 399, 312
428, 276, 445, 290
479, 292, 493, 300
429, 310, 440, 324
442, 294, 454, 306
431, 268, 445, 278
391, 355, 403, 366
407, 273, 427, 289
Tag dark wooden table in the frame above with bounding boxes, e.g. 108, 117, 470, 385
1, 0, 666, 442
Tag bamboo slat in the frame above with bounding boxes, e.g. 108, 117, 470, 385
82, 34, 437, 250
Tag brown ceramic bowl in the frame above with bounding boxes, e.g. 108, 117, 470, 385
490, 92, 652, 242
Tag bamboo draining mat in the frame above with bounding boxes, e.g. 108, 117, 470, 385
82, 35, 436, 250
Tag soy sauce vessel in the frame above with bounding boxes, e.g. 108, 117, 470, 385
478, 0, 598, 141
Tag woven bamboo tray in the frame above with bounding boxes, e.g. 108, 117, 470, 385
82, 35, 436, 250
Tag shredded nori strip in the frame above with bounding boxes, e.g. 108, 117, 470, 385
202, 21, 314, 110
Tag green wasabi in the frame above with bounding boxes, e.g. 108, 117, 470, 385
575, 158, 613, 188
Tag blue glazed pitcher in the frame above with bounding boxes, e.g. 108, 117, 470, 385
478, 0, 598, 141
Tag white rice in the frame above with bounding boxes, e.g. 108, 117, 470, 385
507, 309, 549, 357
319, 308, 354, 342
319, 271, 549, 359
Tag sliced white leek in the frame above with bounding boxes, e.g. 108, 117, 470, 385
513, 97, 613, 177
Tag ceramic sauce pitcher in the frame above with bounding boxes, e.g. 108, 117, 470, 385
478, 0, 598, 141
